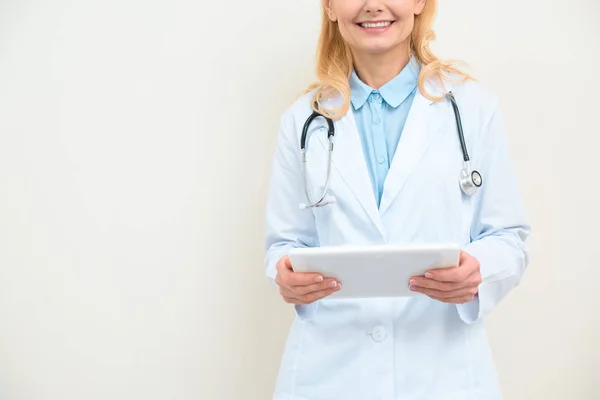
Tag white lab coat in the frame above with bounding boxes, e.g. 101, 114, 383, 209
264, 77, 530, 400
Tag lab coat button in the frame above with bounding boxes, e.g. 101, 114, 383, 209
371, 326, 387, 342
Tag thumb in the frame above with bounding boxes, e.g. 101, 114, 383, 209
276, 255, 293, 277
283, 255, 293, 270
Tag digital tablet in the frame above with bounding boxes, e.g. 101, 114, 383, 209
288, 243, 461, 299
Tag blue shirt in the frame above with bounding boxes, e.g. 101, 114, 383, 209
350, 57, 420, 207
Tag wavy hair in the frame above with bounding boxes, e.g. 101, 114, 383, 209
303, 0, 473, 119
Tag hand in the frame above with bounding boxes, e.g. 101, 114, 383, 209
408, 251, 482, 304
275, 255, 341, 305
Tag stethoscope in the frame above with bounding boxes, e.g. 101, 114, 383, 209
299, 91, 482, 210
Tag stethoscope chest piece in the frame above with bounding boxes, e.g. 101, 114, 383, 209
459, 164, 482, 196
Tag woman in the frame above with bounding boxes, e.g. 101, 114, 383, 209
264, 0, 530, 399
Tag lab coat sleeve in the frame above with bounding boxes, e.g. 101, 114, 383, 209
456, 97, 531, 324
263, 112, 319, 287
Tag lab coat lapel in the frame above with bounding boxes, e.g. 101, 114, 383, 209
317, 108, 385, 237
379, 90, 449, 214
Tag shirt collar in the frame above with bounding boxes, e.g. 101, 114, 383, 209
350, 56, 421, 110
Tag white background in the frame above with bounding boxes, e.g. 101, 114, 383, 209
0, 0, 598, 399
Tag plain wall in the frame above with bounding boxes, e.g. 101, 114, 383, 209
0, 0, 598, 399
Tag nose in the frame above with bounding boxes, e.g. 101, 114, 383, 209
364, 0, 384, 13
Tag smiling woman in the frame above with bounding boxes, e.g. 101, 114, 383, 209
263, 0, 530, 399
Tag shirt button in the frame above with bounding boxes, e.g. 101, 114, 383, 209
371, 326, 387, 342
378, 157, 385, 164
373, 116, 381, 124
372, 92, 380, 100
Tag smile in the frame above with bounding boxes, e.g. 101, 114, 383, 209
358, 21, 393, 29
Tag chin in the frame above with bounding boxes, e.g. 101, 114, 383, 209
358, 42, 401, 56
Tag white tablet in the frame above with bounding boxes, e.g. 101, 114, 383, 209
289, 243, 461, 299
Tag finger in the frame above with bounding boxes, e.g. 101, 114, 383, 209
283, 281, 341, 300
286, 272, 331, 287
281, 284, 341, 304
302, 285, 341, 303
280, 286, 302, 302
293, 279, 340, 295
280, 285, 321, 302
410, 270, 482, 291
276, 270, 317, 289
422, 267, 465, 283
408, 277, 463, 292
426, 264, 474, 282
410, 285, 478, 300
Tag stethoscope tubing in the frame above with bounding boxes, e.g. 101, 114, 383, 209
299, 92, 481, 209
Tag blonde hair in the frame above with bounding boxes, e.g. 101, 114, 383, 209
304, 0, 473, 120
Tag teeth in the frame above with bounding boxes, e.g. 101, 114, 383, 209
361, 21, 391, 29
